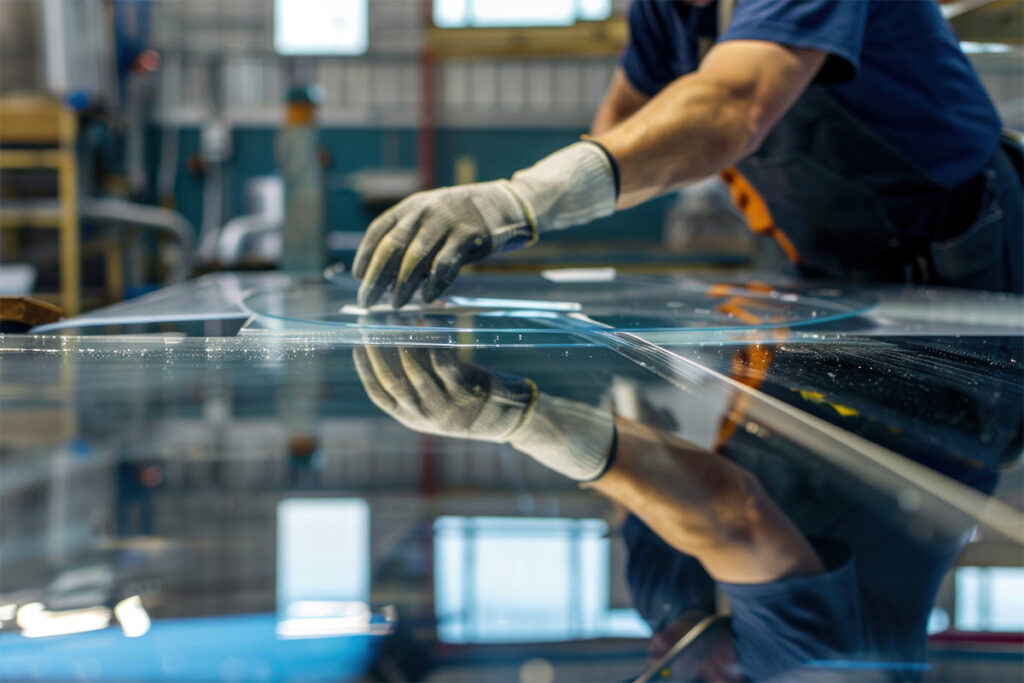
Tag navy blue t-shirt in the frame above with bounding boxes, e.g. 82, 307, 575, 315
621, 0, 1002, 187
719, 540, 867, 680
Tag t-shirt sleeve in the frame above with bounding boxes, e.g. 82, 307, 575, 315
619, 1, 686, 97
718, 540, 865, 680
719, 0, 869, 84
622, 514, 717, 632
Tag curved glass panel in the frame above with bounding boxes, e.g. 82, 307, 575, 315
7, 276, 1022, 682
240, 274, 874, 345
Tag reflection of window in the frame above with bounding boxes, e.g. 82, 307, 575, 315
434, 516, 650, 643
274, 0, 368, 56
434, 0, 611, 29
955, 567, 1024, 632
277, 499, 369, 610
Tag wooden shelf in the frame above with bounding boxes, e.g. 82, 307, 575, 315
946, 0, 1024, 44
427, 18, 628, 59
0, 95, 80, 314
0, 96, 70, 145
0, 201, 63, 228
0, 149, 65, 169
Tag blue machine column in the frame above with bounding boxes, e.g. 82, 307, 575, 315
277, 84, 325, 273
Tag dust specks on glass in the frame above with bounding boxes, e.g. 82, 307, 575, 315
2, 273, 1021, 681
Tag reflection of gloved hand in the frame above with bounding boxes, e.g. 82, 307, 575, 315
353, 345, 616, 481
352, 142, 617, 307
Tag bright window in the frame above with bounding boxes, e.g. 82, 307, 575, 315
277, 498, 370, 609
434, 516, 650, 643
955, 567, 1024, 632
274, 0, 368, 56
433, 0, 612, 29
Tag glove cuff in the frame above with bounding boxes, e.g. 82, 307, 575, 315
508, 141, 618, 234
508, 392, 615, 481
490, 181, 539, 251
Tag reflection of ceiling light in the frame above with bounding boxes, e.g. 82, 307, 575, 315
16, 602, 112, 639
114, 595, 151, 638
276, 600, 392, 639
542, 267, 617, 284
960, 41, 1015, 54
277, 600, 370, 639
287, 600, 367, 619
0, 603, 17, 623
14, 602, 43, 629
276, 616, 371, 639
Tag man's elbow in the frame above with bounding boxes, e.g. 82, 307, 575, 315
664, 470, 769, 553
739, 99, 772, 156
700, 81, 772, 163
714, 85, 774, 159
699, 41, 825, 161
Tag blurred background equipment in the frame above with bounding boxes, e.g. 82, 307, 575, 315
0, 95, 80, 313
0, 1, 1022, 680
278, 83, 326, 272
3, 0, 1021, 308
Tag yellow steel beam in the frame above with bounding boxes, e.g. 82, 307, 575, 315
947, 0, 1024, 43
427, 19, 628, 58
0, 149, 63, 169
0, 207, 63, 229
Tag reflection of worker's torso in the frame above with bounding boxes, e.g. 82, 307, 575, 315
625, 334, 1023, 678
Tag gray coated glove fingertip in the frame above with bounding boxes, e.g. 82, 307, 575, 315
357, 281, 380, 308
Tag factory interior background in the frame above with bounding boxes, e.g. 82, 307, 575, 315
1, 1, 1022, 309
1, 1, 1023, 682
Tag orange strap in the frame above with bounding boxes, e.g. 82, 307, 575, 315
703, 288, 781, 451
713, 343, 775, 451
719, 167, 801, 264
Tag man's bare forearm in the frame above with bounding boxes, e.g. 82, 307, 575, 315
589, 417, 823, 584
594, 41, 825, 208
595, 74, 756, 207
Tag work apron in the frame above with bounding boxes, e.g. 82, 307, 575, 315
732, 85, 1023, 293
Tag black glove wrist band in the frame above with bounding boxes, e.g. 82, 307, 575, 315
584, 139, 621, 201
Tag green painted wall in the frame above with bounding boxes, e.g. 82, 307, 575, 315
148, 126, 673, 250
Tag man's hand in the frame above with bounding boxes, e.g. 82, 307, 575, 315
353, 344, 615, 481
352, 182, 534, 308
352, 142, 617, 307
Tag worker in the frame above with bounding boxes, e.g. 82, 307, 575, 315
352, 339, 1016, 679
353, 0, 1023, 307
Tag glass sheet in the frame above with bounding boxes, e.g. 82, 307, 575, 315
1, 329, 1020, 681
241, 274, 874, 345
30, 273, 294, 333
36, 271, 1024, 343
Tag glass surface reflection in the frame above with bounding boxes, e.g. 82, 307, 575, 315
348, 332, 1022, 681
0, 325, 1021, 681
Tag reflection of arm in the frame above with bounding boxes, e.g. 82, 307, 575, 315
354, 345, 821, 583
589, 416, 823, 584
589, 66, 651, 136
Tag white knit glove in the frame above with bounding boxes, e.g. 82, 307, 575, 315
353, 345, 616, 481
352, 142, 617, 307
